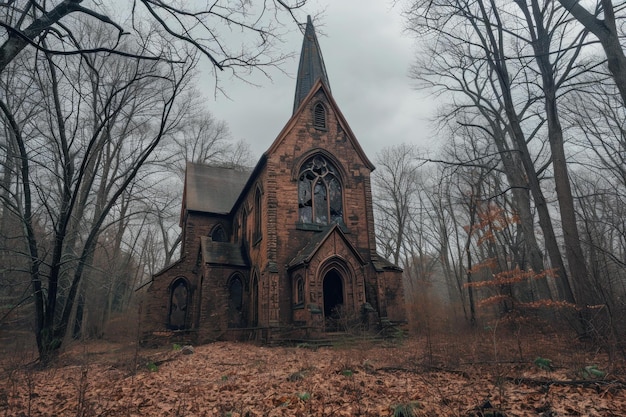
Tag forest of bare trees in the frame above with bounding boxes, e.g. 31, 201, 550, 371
0, 1, 306, 362
372, 0, 626, 353
2, 0, 626, 366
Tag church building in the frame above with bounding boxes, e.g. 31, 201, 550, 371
141, 17, 406, 344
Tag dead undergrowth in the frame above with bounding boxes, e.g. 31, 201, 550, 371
0, 325, 625, 416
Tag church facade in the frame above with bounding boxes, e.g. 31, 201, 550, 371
141, 17, 406, 344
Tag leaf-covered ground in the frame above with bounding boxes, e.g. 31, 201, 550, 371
1, 330, 625, 416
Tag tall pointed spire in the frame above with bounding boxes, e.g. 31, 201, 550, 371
293, 16, 331, 114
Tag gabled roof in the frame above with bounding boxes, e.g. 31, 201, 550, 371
267, 79, 375, 171
183, 162, 251, 216
372, 253, 403, 272
293, 15, 330, 114
200, 236, 249, 267
287, 223, 366, 270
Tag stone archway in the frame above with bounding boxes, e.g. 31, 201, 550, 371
168, 278, 189, 330
323, 269, 344, 331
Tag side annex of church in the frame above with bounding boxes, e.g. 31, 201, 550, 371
141, 17, 407, 344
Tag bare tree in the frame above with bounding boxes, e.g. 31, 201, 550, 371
512, 0, 592, 304
557, 0, 626, 105
0, 1, 308, 76
1, 1, 305, 362
402, 0, 590, 304
424, 166, 470, 320
563, 76, 626, 345
142, 102, 254, 270
0, 19, 197, 361
373, 143, 423, 266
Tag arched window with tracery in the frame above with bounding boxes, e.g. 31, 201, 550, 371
298, 155, 343, 225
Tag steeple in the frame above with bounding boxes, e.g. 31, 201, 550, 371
293, 15, 331, 114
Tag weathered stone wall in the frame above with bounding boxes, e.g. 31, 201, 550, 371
141, 211, 232, 344
197, 264, 249, 343
143, 83, 407, 343
140, 258, 199, 344
263, 87, 381, 324
380, 269, 407, 323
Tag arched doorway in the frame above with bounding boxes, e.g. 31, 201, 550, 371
323, 269, 344, 331
168, 278, 189, 330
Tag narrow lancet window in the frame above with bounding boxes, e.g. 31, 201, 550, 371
294, 275, 305, 306
254, 187, 262, 241
313, 103, 326, 129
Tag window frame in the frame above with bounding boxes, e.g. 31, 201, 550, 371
313, 102, 327, 130
293, 275, 305, 308
167, 277, 190, 330
297, 155, 343, 227
253, 186, 262, 244
211, 224, 228, 242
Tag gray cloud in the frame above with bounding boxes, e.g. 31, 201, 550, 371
200, 0, 434, 162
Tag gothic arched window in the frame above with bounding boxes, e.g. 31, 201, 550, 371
211, 224, 227, 242
294, 275, 304, 306
298, 155, 343, 225
168, 278, 189, 330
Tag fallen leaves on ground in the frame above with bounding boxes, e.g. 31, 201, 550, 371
1, 335, 625, 416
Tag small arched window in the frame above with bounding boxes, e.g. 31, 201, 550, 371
211, 224, 227, 242
294, 275, 304, 306
313, 103, 326, 129
168, 278, 189, 330
254, 187, 262, 241
298, 155, 343, 225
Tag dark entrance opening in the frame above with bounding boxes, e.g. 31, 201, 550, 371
323, 269, 344, 331
168, 279, 189, 330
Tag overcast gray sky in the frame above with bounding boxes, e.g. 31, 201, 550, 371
199, 0, 435, 162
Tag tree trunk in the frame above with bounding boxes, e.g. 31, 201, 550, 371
519, 0, 590, 305
481, 118, 553, 300
0, 1, 83, 73
558, 0, 626, 106
473, 0, 578, 304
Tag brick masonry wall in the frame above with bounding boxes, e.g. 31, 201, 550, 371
141, 211, 233, 342
143, 84, 407, 342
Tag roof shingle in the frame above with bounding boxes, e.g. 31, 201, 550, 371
184, 162, 251, 215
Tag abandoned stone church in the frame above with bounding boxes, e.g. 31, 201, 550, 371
141, 17, 406, 344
